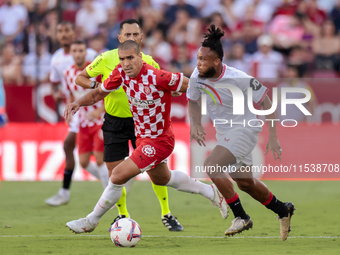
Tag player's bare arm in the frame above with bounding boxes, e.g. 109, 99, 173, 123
261, 95, 282, 161
65, 92, 75, 125
64, 86, 109, 122
75, 69, 100, 89
51, 82, 64, 102
179, 76, 189, 93
170, 76, 188, 97
188, 99, 206, 147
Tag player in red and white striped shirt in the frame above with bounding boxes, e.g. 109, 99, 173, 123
64, 41, 108, 188
64, 40, 228, 234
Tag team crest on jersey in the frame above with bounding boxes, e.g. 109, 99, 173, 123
144, 85, 151, 95
169, 73, 179, 86
142, 145, 156, 157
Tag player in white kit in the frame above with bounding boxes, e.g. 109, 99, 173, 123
187, 24, 295, 241
45, 22, 97, 206
64, 40, 108, 188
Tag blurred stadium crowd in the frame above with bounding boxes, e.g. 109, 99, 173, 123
0, 0, 340, 123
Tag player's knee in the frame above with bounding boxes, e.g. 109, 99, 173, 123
110, 174, 127, 185
79, 157, 90, 169
94, 156, 104, 166
236, 178, 255, 191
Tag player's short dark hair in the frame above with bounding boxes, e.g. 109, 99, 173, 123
202, 23, 225, 61
58, 21, 75, 31
118, 40, 140, 54
119, 19, 140, 31
71, 40, 86, 46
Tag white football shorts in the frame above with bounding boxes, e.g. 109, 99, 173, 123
216, 127, 259, 170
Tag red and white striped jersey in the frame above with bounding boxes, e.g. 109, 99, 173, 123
102, 62, 183, 138
64, 62, 104, 128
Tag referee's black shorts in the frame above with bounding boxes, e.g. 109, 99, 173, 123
101, 113, 136, 162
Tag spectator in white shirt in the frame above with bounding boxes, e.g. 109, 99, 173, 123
23, 39, 51, 85
0, 0, 28, 45
75, 0, 108, 40
250, 34, 285, 79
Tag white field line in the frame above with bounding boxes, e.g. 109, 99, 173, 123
0, 235, 339, 239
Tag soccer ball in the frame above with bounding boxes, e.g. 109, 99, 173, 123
110, 218, 142, 247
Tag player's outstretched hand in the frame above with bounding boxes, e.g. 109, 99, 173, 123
264, 136, 282, 161
190, 123, 206, 147
64, 102, 80, 123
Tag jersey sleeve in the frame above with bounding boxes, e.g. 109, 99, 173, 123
186, 67, 201, 102
86, 53, 105, 78
101, 66, 123, 92
155, 69, 183, 92
237, 71, 268, 104
49, 58, 61, 83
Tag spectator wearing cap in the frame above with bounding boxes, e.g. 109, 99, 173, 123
250, 34, 284, 79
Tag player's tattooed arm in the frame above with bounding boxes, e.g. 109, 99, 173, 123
63, 86, 109, 122
261, 95, 282, 161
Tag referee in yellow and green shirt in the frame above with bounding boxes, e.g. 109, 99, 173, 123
75, 19, 183, 231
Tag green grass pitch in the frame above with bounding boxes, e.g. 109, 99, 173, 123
1, 180, 340, 254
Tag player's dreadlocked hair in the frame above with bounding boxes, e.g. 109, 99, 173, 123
202, 24, 225, 61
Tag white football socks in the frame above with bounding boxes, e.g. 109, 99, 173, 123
87, 180, 124, 225
84, 162, 109, 188
166, 170, 214, 200
97, 163, 109, 188
84, 162, 100, 180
